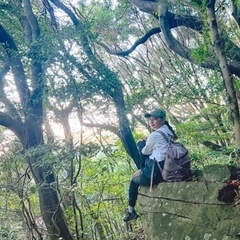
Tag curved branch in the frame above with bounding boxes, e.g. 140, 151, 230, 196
49, 0, 79, 25
0, 24, 30, 106
0, 112, 25, 142
97, 27, 161, 56
98, 11, 204, 56
158, 6, 220, 70
101, 0, 240, 77
159, 6, 191, 60
23, 0, 40, 41
202, 140, 224, 151
0, 64, 22, 123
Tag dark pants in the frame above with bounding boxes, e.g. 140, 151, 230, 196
128, 159, 164, 207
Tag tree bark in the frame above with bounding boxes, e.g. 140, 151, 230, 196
206, 0, 240, 163
0, 5, 73, 239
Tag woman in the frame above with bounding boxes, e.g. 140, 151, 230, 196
123, 108, 176, 222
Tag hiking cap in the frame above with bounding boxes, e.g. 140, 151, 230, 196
144, 108, 166, 119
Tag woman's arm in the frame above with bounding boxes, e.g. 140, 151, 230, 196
141, 133, 156, 155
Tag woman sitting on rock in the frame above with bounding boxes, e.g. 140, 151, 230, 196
123, 107, 177, 222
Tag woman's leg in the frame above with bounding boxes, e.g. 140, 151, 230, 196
124, 170, 150, 222
128, 170, 141, 208
129, 170, 150, 207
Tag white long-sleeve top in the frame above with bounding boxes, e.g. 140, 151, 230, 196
141, 124, 174, 162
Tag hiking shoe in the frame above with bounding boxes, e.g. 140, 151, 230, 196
123, 209, 139, 222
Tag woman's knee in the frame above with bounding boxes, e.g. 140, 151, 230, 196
131, 170, 141, 183
132, 170, 141, 178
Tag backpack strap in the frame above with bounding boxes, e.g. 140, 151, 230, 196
157, 130, 171, 142
150, 160, 155, 191
150, 159, 164, 191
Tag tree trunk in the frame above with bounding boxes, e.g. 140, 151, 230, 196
25, 111, 74, 239
38, 184, 73, 240
0, 10, 73, 239
206, 0, 240, 163
113, 85, 142, 169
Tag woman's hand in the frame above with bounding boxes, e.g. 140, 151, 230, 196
138, 137, 147, 143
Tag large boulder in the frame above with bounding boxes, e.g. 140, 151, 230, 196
138, 165, 240, 240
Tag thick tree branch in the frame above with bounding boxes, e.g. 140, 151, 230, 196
0, 24, 30, 107
102, 0, 240, 77
98, 12, 204, 56
158, 6, 219, 70
97, 27, 161, 56
159, 6, 191, 60
23, 0, 40, 41
202, 141, 224, 151
206, 0, 240, 161
49, 0, 143, 168
0, 112, 25, 142
231, 0, 240, 26
130, 0, 160, 15
42, 0, 58, 31
23, 0, 44, 127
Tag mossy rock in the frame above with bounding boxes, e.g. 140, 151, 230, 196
138, 164, 240, 240
202, 164, 230, 182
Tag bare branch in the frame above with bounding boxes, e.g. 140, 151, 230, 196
97, 27, 161, 56
82, 121, 120, 138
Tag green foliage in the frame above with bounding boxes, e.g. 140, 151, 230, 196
0, 141, 41, 239
1, 0, 240, 238
175, 102, 237, 169
125, 89, 151, 107
190, 26, 214, 64
188, 145, 234, 168
5, 136, 136, 239
177, 109, 232, 149
81, 0, 149, 43
63, 143, 139, 239
191, 43, 212, 64
234, 76, 240, 92
0, 227, 16, 240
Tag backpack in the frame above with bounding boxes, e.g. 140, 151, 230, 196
157, 131, 192, 181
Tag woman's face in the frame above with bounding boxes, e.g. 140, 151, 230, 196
148, 117, 164, 130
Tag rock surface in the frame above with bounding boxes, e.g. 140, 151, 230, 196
138, 165, 240, 240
